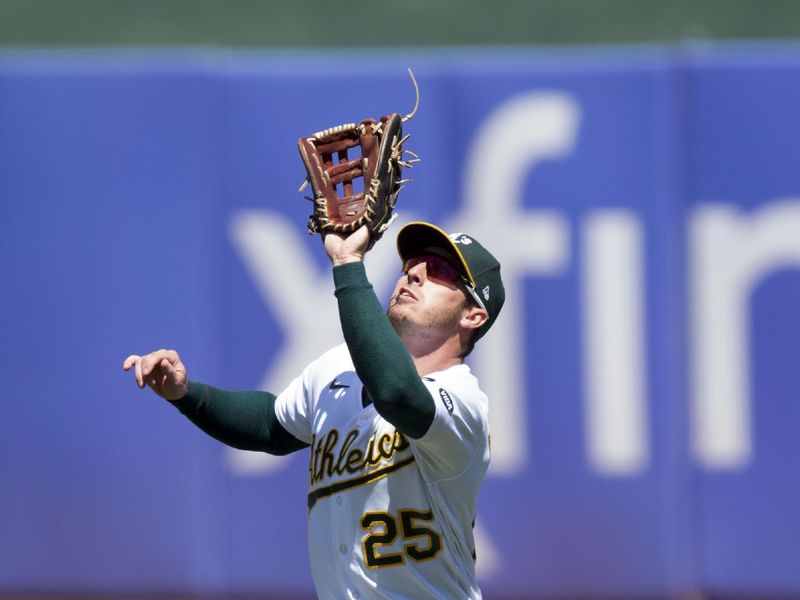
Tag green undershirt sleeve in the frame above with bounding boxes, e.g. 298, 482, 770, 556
333, 261, 435, 439
171, 381, 309, 456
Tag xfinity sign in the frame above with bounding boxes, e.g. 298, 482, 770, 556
229, 90, 800, 478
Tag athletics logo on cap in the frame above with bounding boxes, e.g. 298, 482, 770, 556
450, 233, 473, 245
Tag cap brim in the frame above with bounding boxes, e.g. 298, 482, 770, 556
396, 222, 476, 287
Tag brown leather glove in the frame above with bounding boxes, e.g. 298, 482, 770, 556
298, 112, 417, 248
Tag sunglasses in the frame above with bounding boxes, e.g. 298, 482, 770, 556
402, 254, 487, 311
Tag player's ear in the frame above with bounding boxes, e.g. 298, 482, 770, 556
460, 306, 488, 332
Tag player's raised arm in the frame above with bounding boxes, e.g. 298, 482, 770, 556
319, 227, 437, 439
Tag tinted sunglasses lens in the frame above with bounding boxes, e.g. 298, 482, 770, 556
402, 256, 424, 274
403, 255, 461, 286
427, 258, 460, 285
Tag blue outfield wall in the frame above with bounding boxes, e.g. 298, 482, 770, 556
1, 46, 800, 598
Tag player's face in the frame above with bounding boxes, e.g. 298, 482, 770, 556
387, 254, 474, 337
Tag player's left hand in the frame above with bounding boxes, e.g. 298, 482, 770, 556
323, 225, 371, 267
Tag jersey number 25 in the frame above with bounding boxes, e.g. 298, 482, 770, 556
360, 509, 443, 568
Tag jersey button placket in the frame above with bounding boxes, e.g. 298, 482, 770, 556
339, 544, 347, 555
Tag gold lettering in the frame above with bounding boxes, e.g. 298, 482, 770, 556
336, 430, 359, 475
379, 433, 394, 459
365, 434, 382, 467
346, 447, 365, 472
308, 434, 318, 485
309, 427, 411, 486
319, 429, 339, 480
395, 431, 409, 452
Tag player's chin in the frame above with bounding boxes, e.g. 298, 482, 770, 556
387, 305, 413, 330
387, 303, 403, 322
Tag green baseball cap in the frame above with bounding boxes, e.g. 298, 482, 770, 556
396, 221, 505, 341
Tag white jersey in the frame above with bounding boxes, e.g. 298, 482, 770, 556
274, 344, 490, 600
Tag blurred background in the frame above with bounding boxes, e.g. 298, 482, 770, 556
2, 1, 800, 599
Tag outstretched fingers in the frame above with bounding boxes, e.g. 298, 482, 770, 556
122, 354, 140, 370
123, 349, 187, 399
122, 354, 144, 387
124, 350, 175, 388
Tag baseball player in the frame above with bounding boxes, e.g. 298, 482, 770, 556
123, 221, 504, 599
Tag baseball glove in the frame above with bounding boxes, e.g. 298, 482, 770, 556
297, 71, 419, 247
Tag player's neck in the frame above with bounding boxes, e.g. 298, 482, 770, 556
401, 334, 463, 376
